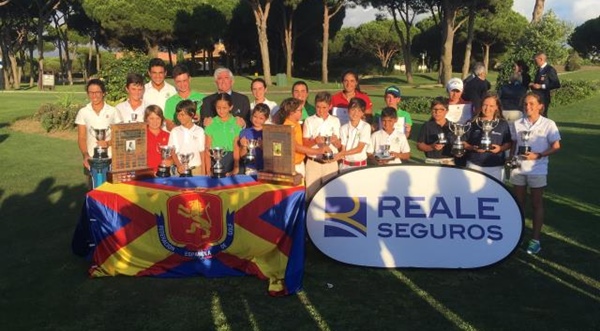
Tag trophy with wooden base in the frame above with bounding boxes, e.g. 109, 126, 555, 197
449, 122, 471, 157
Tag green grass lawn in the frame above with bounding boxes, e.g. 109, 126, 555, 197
0, 71, 599, 330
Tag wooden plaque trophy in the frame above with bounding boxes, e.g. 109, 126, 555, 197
257, 124, 302, 186
107, 122, 155, 183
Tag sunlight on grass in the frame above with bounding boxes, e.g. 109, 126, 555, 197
388, 270, 477, 331
241, 298, 260, 331
530, 255, 600, 290
297, 291, 331, 331
211, 293, 230, 331
544, 192, 600, 218
515, 258, 600, 303
541, 225, 600, 255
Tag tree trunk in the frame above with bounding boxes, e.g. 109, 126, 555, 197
64, 30, 73, 85
390, 9, 413, 84
29, 46, 35, 86
285, 18, 293, 79
87, 37, 93, 79
95, 41, 101, 73
440, 2, 456, 84
461, 7, 476, 79
9, 52, 19, 88
57, 35, 64, 84
251, 1, 273, 86
37, 21, 44, 90
483, 43, 490, 73
321, 5, 330, 84
531, 0, 545, 23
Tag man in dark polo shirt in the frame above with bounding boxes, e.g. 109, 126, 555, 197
200, 67, 251, 127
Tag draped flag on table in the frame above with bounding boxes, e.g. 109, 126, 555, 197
73, 176, 306, 296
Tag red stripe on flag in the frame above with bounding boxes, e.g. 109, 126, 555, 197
136, 253, 191, 277
89, 190, 158, 266
234, 186, 302, 256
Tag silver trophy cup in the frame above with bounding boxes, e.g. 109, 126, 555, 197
244, 139, 259, 164
380, 144, 391, 158
518, 130, 532, 155
156, 145, 174, 177
477, 118, 499, 151
178, 152, 194, 177
437, 132, 448, 145
449, 122, 471, 157
209, 147, 228, 178
322, 136, 333, 160
90, 126, 110, 159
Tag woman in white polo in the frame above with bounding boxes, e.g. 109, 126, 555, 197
509, 92, 561, 255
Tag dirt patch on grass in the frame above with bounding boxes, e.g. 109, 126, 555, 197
10, 118, 77, 141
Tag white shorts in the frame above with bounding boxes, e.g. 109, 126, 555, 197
466, 162, 505, 182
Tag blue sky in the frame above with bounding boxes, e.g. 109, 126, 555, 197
343, 1, 600, 28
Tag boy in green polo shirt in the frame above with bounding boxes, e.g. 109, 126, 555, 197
204, 93, 242, 176
374, 86, 413, 138
164, 64, 204, 130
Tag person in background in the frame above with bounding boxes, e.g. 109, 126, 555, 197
367, 107, 410, 165
529, 52, 560, 117
499, 67, 528, 123
201, 67, 251, 128
464, 95, 512, 181
417, 97, 453, 165
168, 100, 206, 176
509, 92, 561, 255
144, 105, 170, 172
143, 58, 176, 112
75, 79, 123, 187
163, 64, 204, 131
249, 78, 279, 123
331, 70, 373, 124
336, 98, 371, 172
116, 73, 145, 123
291, 80, 315, 121
374, 86, 413, 137
462, 62, 491, 113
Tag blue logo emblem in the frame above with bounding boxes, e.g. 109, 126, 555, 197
324, 197, 367, 237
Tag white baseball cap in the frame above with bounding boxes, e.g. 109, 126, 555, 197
446, 78, 463, 92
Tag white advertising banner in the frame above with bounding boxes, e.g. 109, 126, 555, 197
306, 165, 523, 268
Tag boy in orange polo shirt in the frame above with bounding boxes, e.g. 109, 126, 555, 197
276, 98, 331, 177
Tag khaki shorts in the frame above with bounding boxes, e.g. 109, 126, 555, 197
509, 174, 547, 188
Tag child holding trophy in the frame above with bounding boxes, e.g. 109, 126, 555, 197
509, 92, 561, 255
303, 91, 342, 198
336, 98, 371, 172
367, 107, 411, 165
464, 95, 512, 181
276, 98, 331, 177
75, 79, 123, 187
239, 103, 270, 175
168, 100, 206, 176
144, 105, 170, 173
204, 93, 241, 177
416, 97, 454, 165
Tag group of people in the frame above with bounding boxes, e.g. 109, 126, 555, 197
76, 54, 561, 255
